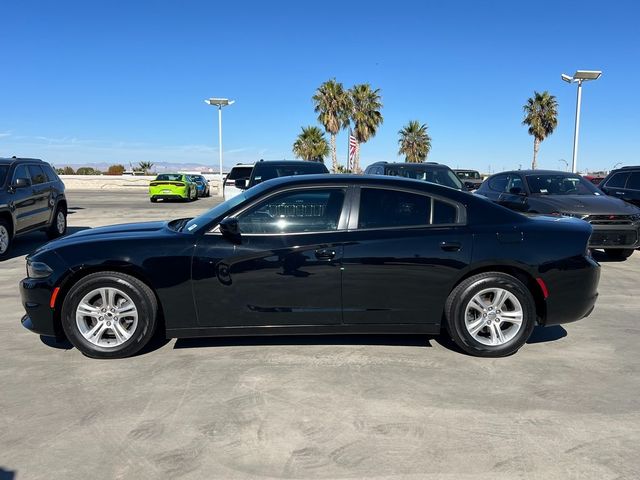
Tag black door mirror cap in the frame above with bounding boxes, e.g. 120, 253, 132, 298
219, 217, 241, 243
234, 179, 247, 189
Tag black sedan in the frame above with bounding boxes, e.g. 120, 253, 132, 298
20, 175, 600, 359
476, 170, 640, 260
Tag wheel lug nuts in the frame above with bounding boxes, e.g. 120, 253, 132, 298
99, 316, 103, 321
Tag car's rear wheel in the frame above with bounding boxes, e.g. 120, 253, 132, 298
605, 248, 634, 260
46, 206, 67, 239
61, 272, 158, 359
150, 197, 158, 203
445, 272, 536, 357
0, 219, 12, 258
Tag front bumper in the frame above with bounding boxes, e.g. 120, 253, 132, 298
588, 223, 640, 249
19, 277, 59, 337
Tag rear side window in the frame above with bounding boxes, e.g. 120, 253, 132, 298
488, 174, 508, 192
227, 167, 253, 180
433, 200, 458, 224
43, 165, 59, 182
28, 165, 47, 184
358, 189, 431, 229
626, 172, 640, 191
605, 172, 630, 189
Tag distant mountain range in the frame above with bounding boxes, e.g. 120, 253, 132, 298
59, 161, 222, 173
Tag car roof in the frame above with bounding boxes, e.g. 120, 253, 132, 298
254, 160, 325, 167
493, 169, 581, 176
369, 161, 449, 168
453, 169, 479, 172
0, 157, 45, 165
253, 173, 470, 199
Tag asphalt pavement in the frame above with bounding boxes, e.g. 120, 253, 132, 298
1, 190, 639, 479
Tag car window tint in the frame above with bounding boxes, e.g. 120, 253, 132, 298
358, 188, 430, 229
13, 165, 29, 182
238, 188, 345, 234
488, 174, 508, 192
626, 172, 640, 191
227, 167, 253, 180
43, 165, 58, 182
605, 172, 630, 189
28, 165, 47, 184
0, 165, 8, 185
155, 174, 183, 181
507, 175, 524, 193
433, 199, 458, 224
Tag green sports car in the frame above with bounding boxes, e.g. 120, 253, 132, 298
149, 174, 197, 202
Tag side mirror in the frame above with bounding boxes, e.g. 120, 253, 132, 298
12, 177, 31, 189
234, 179, 247, 189
219, 217, 241, 243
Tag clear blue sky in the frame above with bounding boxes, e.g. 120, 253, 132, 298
1, 0, 639, 173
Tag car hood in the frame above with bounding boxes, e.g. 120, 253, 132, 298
35, 221, 171, 253
530, 194, 640, 215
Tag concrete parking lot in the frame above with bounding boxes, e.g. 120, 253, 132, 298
1, 190, 639, 479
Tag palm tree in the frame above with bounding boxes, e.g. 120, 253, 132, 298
292, 126, 330, 162
312, 79, 352, 173
398, 121, 431, 163
349, 84, 383, 172
522, 91, 559, 170
138, 161, 155, 174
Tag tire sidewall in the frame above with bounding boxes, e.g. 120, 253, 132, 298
448, 274, 536, 357
0, 219, 12, 258
61, 274, 156, 358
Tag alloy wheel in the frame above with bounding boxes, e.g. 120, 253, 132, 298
0, 225, 9, 254
56, 211, 66, 234
75, 287, 139, 348
464, 287, 523, 346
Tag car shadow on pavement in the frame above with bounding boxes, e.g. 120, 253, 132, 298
1, 227, 90, 261
526, 325, 567, 344
174, 334, 432, 350
591, 250, 635, 263
40, 336, 73, 350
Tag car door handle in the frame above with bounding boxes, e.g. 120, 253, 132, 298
615, 191, 625, 195
440, 241, 461, 252
315, 248, 336, 260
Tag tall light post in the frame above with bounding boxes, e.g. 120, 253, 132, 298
561, 70, 602, 173
204, 97, 235, 182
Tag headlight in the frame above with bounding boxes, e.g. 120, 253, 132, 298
27, 260, 53, 279
553, 212, 588, 219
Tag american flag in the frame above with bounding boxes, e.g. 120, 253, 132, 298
348, 130, 358, 171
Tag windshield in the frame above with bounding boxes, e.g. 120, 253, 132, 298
390, 166, 463, 190
183, 192, 249, 232
155, 174, 183, 181
456, 171, 481, 180
526, 174, 602, 196
0, 165, 8, 185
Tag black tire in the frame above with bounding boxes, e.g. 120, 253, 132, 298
605, 249, 634, 260
61, 272, 158, 359
0, 218, 12, 259
46, 205, 67, 240
150, 197, 158, 203
444, 272, 536, 357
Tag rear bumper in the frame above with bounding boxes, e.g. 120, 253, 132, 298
589, 223, 640, 249
19, 277, 59, 337
541, 255, 600, 326
150, 193, 188, 200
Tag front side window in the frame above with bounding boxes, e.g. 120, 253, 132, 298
13, 165, 29, 182
237, 188, 345, 234
507, 175, 524, 193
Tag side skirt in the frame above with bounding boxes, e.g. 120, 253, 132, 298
166, 323, 441, 339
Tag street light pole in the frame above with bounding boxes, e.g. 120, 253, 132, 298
571, 80, 583, 174
204, 97, 235, 183
561, 70, 601, 174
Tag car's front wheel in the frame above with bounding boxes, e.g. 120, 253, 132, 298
445, 272, 536, 357
605, 249, 634, 260
61, 272, 158, 359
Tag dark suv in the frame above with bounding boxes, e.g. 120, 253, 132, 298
364, 161, 464, 190
0, 157, 67, 258
599, 166, 640, 207
231, 160, 329, 192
